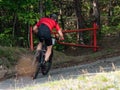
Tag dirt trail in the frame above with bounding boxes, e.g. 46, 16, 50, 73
0, 56, 120, 90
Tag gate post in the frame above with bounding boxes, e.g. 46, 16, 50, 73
93, 22, 97, 51
30, 26, 34, 51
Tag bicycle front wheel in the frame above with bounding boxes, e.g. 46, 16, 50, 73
41, 50, 53, 75
41, 61, 52, 75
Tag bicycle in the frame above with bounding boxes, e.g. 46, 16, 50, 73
32, 37, 56, 79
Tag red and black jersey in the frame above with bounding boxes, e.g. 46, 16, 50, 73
36, 17, 60, 32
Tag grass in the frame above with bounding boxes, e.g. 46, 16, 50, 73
0, 46, 32, 68
0, 43, 120, 90
0, 44, 120, 69
16, 70, 120, 90
52, 47, 120, 69
0, 35, 120, 89
0, 45, 120, 77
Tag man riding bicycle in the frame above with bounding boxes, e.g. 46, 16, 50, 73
33, 14, 64, 63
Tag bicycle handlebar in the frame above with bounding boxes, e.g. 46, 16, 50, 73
51, 34, 64, 45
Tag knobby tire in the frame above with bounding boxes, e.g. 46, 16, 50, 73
33, 47, 53, 79
41, 49, 53, 75
33, 62, 40, 79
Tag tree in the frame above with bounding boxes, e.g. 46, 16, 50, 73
74, 0, 85, 44
0, 0, 39, 46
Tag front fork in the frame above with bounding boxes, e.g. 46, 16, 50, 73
39, 50, 46, 66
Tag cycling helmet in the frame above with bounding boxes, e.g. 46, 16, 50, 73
50, 14, 58, 22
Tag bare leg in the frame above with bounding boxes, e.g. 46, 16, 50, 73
45, 45, 53, 62
36, 42, 42, 50
33, 42, 42, 65
35, 42, 42, 57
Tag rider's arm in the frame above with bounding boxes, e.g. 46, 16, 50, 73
33, 19, 41, 34
58, 29, 64, 40
33, 25, 38, 34
55, 23, 64, 40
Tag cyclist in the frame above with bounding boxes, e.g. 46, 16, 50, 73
33, 14, 64, 63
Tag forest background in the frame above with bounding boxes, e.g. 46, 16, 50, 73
0, 0, 120, 49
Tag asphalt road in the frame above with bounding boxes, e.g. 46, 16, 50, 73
0, 56, 120, 90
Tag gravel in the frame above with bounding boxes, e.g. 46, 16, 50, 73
0, 56, 120, 90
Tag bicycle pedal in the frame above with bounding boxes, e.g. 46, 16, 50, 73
43, 61, 47, 65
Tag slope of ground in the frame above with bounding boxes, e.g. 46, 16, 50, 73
0, 35, 120, 80
53, 35, 120, 68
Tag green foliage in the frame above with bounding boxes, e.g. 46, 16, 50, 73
101, 25, 110, 34
0, 0, 120, 49
101, 3, 120, 35
117, 23, 120, 31
100, 1, 120, 36
45, 0, 53, 15
0, 28, 15, 46
0, 0, 40, 47
54, 43, 65, 51
111, 6, 120, 25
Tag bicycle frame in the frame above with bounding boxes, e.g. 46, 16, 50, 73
33, 38, 53, 79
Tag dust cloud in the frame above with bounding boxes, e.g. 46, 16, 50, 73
15, 55, 37, 77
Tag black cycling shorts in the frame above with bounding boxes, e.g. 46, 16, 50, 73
38, 24, 52, 46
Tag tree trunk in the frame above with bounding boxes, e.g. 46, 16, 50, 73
59, 1, 65, 30
12, 13, 17, 39
39, 0, 43, 17
74, 0, 84, 44
90, 0, 101, 37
